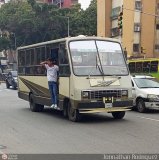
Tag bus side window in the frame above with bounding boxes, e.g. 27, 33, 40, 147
136, 62, 143, 72
129, 62, 135, 73
36, 48, 41, 64
18, 50, 26, 75
35, 66, 45, 75
18, 50, 26, 66
46, 46, 51, 59
143, 61, 150, 72
151, 61, 158, 72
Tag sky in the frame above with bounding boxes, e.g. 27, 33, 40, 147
78, 0, 91, 10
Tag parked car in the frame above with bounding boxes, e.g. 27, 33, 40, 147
2, 73, 8, 81
131, 75, 159, 112
5, 71, 17, 90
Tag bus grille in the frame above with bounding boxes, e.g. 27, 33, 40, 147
90, 90, 122, 99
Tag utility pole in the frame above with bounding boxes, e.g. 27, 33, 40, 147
67, 17, 70, 37
12, 33, 16, 49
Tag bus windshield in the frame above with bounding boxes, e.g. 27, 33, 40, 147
69, 40, 128, 76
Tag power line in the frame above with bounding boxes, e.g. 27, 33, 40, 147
123, 7, 159, 17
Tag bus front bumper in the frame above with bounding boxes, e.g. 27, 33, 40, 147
77, 100, 133, 114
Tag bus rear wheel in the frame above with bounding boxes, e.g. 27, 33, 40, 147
29, 94, 44, 112
63, 100, 69, 118
68, 101, 80, 122
112, 111, 125, 119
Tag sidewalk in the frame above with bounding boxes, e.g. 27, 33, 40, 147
0, 82, 5, 90
0, 81, 5, 84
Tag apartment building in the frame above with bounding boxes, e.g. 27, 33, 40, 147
97, 0, 159, 58
36, 0, 78, 8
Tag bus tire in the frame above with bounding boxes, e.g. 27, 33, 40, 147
68, 101, 80, 122
112, 111, 125, 119
29, 94, 44, 112
137, 98, 146, 113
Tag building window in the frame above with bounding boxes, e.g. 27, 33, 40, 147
156, 24, 159, 30
111, 7, 121, 20
134, 23, 141, 32
111, 27, 119, 37
155, 44, 159, 52
135, 1, 142, 11
133, 44, 140, 52
157, 3, 159, 10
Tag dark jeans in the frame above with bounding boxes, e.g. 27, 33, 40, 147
48, 81, 58, 105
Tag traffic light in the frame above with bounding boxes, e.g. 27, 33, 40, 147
118, 12, 123, 30
141, 47, 146, 54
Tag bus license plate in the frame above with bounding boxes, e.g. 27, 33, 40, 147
105, 103, 112, 108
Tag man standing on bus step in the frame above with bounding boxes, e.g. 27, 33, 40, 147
40, 58, 59, 110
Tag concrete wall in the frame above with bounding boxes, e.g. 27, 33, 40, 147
141, 0, 156, 58
97, 0, 112, 37
122, 0, 135, 57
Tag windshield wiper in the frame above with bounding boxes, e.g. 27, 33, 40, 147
95, 41, 105, 78
87, 41, 104, 79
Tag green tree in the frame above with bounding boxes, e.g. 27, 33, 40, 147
0, 36, 11, 51
0, 0, 97, 51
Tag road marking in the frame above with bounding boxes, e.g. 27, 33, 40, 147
137, 116, 159, 122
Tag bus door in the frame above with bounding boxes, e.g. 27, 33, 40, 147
50, 48, 58, 64
58, 43, 71, 109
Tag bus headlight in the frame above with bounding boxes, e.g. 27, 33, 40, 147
122, 90, 128, 96
147, 94, 159, 101
82, 91, 89, 99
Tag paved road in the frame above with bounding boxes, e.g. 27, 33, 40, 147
0, 83, 159, 154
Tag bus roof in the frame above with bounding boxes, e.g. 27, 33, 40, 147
17, 36, 121, 50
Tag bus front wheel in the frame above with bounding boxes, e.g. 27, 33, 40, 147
68, 101, 80, 122
112, 111, 125, 119
29, 94, 44, 112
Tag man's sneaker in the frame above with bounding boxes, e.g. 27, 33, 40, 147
50, 104, 54, 109
54, 104, 58, 109
54, 104, 60, 110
